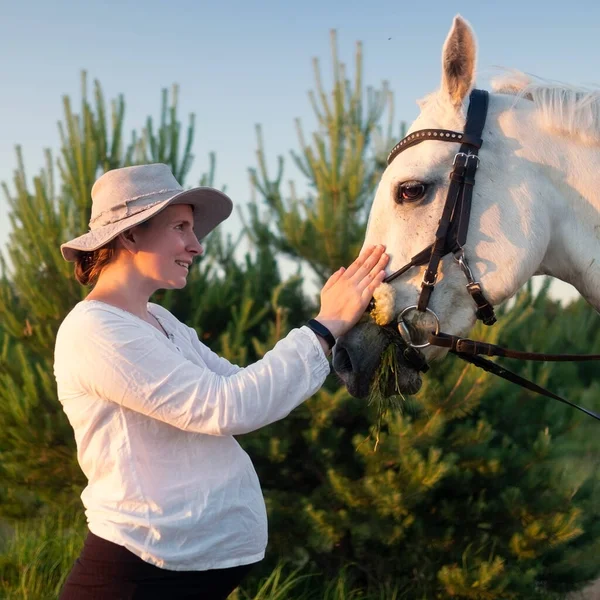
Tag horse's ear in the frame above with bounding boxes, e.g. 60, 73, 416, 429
441, 15, 477, 107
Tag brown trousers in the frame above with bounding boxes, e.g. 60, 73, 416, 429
59, 530, 256, 600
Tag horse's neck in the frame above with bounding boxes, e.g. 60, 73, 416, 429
534, 135, 600, 310
491, 95, 600, 310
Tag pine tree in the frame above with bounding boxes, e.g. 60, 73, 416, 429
248, 29, 399, 281
242, 31, 600, 598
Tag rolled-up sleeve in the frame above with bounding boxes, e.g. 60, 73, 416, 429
55, 309, 331, 436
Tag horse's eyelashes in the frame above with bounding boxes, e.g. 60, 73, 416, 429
395, 182, 428, 204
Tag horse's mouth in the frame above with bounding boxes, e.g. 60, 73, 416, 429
333, 334, 424, 399
377, 342, 424, 397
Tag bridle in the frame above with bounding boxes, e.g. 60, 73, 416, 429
376, 88, 600, 422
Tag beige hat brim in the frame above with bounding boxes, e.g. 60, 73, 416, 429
60, 186, 233, 262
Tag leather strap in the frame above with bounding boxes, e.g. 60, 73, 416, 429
446, 156, 479, 253
454, 352, 600, 421
383, 89, 496, 327
417, 154, 468, 312
381, 246, 433, 285
388, 129, 476, 166
430, 332, 600, 361
465, 283, 497, 326
403, 346, 430, 373
400, 332, 600, 421
462, 89, 489, 148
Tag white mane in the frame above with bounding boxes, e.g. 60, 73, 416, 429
491, 70, 600, 146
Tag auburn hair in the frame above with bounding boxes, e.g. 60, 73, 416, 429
72, 218, 153, 287
73, 241, 118, 287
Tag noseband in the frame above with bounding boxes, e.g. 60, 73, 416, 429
376, 89, 600, 421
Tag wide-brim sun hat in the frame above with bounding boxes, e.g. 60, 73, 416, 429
60, 163, 233, 262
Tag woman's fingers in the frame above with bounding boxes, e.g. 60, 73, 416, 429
316, 246, 390, 338
363, 269, 387, 300
350, 251, 389, 295
322, 267, 345, 292
343, 245, 380, 278
360, 252, 389, 288
349, 245, 386, 281
319, 246, 388, 329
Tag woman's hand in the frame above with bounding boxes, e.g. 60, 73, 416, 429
315, 245, 389, 340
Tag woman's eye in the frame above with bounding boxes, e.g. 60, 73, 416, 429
395, 182, 428, 204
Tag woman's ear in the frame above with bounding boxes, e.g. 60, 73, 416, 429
117, 229, 138, 254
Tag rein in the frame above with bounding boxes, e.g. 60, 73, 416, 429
380, 89, 600, 422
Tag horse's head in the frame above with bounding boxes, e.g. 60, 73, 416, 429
333, 15, 556, 398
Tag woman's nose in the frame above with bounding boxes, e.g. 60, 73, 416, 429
188, 236, 203, 256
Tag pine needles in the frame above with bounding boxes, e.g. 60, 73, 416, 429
366, 343, 406, 449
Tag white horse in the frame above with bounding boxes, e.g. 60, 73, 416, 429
333, 15, 600, 398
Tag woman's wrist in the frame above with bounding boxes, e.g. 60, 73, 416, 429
306, 317, 346, 357
315, 335, 332, 357
313, 315, 345, 339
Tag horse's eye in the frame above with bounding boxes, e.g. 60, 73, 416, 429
395, 182, 428, 204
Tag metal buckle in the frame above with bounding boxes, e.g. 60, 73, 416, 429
422, 271, 437, 287
454, 338, 467, 353
453, 152, 480, 169
466, 154, 481, 168
453, 152, 468, 166
397, 305, 441, 349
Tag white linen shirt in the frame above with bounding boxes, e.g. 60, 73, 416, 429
53, 300, 330, 571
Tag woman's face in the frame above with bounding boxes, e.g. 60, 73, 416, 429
130, 204, 203, 289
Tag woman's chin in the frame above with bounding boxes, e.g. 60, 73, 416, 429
161, 277, 188, 290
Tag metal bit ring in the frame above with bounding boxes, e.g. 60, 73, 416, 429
398, 305, 441, 349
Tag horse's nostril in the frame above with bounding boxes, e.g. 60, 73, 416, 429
332, 345, 353, 374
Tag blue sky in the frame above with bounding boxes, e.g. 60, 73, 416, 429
1, 0, 598, 300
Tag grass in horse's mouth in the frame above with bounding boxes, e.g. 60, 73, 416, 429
366, 343, 406, 450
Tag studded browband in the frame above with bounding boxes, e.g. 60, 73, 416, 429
387, 129, 483, 166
